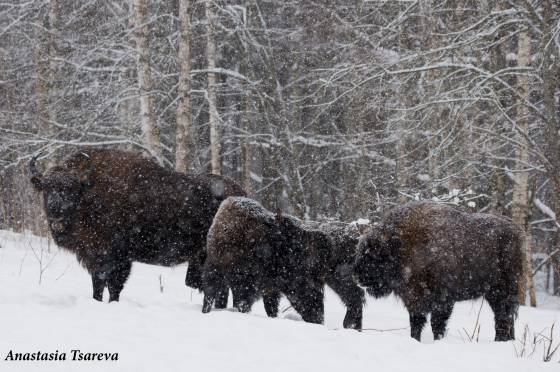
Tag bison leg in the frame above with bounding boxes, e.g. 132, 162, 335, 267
91, 272, 106, 302
231, 284, 258, 313
263, 290, 281, 318
487, 295, 518, 341
202, 293, 214, 313
185, 256, 204, 290
214, 286, 229, 309
202, 286, 229, 313
286, 283, 324, 325
201, 264, 227, 313
107, 261, 132, 302
430, 301, 454, 340
326, 274, 365, 330
409, 312, 427, 341
229, 266, 259, 313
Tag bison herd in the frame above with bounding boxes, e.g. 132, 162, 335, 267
30, 148, 524, 342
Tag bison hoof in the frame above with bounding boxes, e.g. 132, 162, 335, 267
495, 334, 514, 342
343, 321, 362, 330
202, 300, 213, 314
235, 301, 251, 313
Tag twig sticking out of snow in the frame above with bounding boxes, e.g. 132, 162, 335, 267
462, 298, 484, 343
513, 323, 560, 363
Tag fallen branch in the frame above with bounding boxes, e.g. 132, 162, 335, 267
533, 249, 560, 276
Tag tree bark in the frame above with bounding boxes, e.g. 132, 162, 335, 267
35, 0, 59, 139
133, 0, 162, 160
241, 93, 253, 194
511, 28, 534, 306
205, 0, 221, 175
541, 0, 560, 296
175, 0, 192, 173
47, 0, 59, 133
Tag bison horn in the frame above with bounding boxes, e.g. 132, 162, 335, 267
78, 152, 95, 188
29, 153, 44, 190
275, 208, 283, 223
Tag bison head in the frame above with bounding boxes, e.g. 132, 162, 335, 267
30, 153, 94, 241
352, 226, 401, 298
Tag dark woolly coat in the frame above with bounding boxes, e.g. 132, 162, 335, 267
31, 148, 245, 301
353, 201, 524, 341
202, 197, 365, 329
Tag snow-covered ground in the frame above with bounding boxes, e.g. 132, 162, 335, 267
0, 230, 559, 372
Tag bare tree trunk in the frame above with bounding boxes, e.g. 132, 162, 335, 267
35, 0, 59, 139
239, 0, 255, 194
116, 1, 137, 150
46, 0, 59, 134
133, 0, 162, 160
241, 94, 253, 194
35, 42, 49, 135
526, 226, 537, 306
553, 223, 560, 296
175, 0, 192, 173
486, 0, 509, 216
511, 28, 533, 306
421, 0, 441, 185
205, 0, 221, 175
541, 0, 560, 297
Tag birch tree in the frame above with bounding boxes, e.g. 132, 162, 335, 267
511, 27, 534, 306
205, 0, 221, 175
539, 0, 560, 294
175, 0, 193, 172
133, 0, 162, 160
35, 0, 60, 139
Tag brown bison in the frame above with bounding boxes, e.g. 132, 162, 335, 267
202, 196, 365, 329
30, 148, 245, 303
352, 201, 524, 341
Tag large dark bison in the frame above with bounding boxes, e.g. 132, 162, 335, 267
30, 148, 245, 303
352, 201, 524, 341
202, 196, 365, 329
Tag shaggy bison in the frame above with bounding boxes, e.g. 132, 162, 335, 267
30, 148, 245, 302
202, 196, 365, 329
353, 201, 524, 341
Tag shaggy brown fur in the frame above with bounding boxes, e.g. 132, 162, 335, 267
30, 148, 245, 302
202, 197, 366, 329
353, 201, 524, 341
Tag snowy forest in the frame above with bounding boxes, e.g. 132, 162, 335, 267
0, 0, 559, 305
